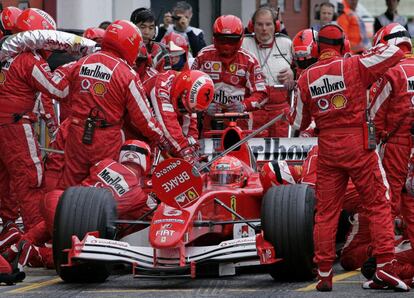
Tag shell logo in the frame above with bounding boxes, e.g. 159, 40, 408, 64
93, 82, 106, 96
0, 72, 6, 84
331, 94, 347, 109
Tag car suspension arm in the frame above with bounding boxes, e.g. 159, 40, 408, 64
214, 198, 260, 232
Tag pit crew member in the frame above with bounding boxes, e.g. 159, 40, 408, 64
289, 24, 407, 291
0, 8, 71, 232
124, 69, 214, 164
2, 140, 157, 271
242, 6, 294, 137
192, 15, 267, 133
369, 23, 414, 242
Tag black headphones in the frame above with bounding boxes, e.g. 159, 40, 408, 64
314, 2, 338, 21
317, 24, 347, 54
250, 6, 281, 32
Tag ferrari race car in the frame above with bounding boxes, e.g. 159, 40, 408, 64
52, 113, 318, 283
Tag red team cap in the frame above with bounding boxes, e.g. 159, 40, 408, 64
83, 27, 105, 44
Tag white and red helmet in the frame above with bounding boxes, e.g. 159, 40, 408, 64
171, 70, 214, 114
373, 23, 412, 52
260, 160, 297, 193
119, 140, 151, 175
292, 29, 318, 69
14, 8, 56, 33
209, 155, 247, 187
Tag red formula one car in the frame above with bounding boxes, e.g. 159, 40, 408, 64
53, 113, 318, 283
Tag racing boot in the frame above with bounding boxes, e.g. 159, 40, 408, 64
373, 260, 410, 292
2, 239, 43, 271
361, 256, 377, 280
362, 280, 389, 290
316, 269, 333, 292
0, 222, 22, 253
0, 254, 25, 285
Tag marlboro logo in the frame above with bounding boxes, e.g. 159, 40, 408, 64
308, 60, 346, 97
80, 63, 113, 82
400, 64, 414, 92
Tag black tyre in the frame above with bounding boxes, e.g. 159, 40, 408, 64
261, 184, 315, 281
53, 186, 117, 283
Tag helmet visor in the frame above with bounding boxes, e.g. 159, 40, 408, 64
210, 172, 241, 185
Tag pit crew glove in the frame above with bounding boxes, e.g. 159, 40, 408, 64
45, 119, 58, 141
178, 146, 200, 168
206, 102, 222, 116
227, 99, 246, 113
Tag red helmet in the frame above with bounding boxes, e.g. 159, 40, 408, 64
119, 140, 151, 175
0, 6, 22, 33
317, 24, 350, 56
373, 23, 412, 52
213, 15, 244, 60
171, 70, 214, 114
101, 20, 143, 66
209, 155, 247, 187
292, 29, 318, 69
260, 160, 297, 193
14, 8, 56, 33
83, 27, 105, 44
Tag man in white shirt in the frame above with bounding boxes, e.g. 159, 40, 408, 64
242, 6, 294, 137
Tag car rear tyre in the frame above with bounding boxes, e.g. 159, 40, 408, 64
53, 186, 117, 283
261, 184, 315, 281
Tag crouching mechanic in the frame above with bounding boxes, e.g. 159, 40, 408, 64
2, 140, 157, 270
192, 15, 267, 133
124, 69, 214, 165
289, 24, 407, 291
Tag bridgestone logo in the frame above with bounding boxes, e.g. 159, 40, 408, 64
80, 63, 113, 82
310, 78, 345, 97
98, 168, 130, 196
190, 80, 203, 103
214, 90, 243, 104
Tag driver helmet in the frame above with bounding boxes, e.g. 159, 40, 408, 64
171, 70, 214, 114
119, 140, 151, 175
209, 155, 247, 187
260, 160, 297, 193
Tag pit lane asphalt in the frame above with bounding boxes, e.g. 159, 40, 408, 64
0, 263, 410, 297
